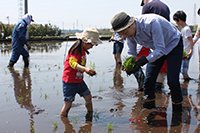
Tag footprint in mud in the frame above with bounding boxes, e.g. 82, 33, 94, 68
109, 108, 118, 113
92, 96, 103, 99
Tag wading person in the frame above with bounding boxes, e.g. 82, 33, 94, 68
110, 12, 183, 114
193, 8, 200, 71
7, 13, 33, 68
109, 32, 124, 66
134, 0, 170, 92
60, 28, 102, 117
173, 11, 194, 81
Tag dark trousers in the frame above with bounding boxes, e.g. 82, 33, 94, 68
144, 38, 183, 105
10, 42, 29, 62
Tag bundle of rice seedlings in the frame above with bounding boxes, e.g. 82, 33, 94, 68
182, 51, 187, 60
122, 56, 137, 71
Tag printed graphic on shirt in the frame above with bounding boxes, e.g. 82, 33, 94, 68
75, 55, 86, 79
69, 57, 78, 69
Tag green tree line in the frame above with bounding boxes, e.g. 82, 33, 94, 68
0, 22, 61, 39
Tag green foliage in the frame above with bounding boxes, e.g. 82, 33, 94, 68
122, 56, 136, 71
29, 23, 61, 37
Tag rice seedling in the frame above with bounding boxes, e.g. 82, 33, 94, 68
53, 85, 55, 89
106, 122, 115, 131
30, 124, 35, 133
71, 115, 80, 124
44, 94, 48, 99
51, 121, 58, 128
182, 51, 187, 60
48, 67, 51, 70
122, 56, 136, 71
89, 61, 95, 70
99, 85, 103, 91
53, 77, 55, 81
38, 68, 40, 71
58, 66, 61, 69
56, 90, 59, 95
39, 91, 42, 98
56, 74, 58, 77
25, 68, 29, 73
18, 97, 23, 102
6, 96, 10, 102
93, 111, 100, 121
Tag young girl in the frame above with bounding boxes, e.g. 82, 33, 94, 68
60, 28, 102, 117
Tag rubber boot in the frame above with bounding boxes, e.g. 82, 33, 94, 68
142, 95, 155, 109
172, 103, 182, 113
171, 111, 182, 127
7, 60, 15, 68
23, 58, 29, 67
134, 68, 145, 91
155, 82, 163, 93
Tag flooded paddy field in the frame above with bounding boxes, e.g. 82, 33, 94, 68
0, 40, 200, 133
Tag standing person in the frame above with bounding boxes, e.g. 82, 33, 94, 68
110, 12, 183, 113
109, 32, 124, 66
173, 11, 194, 81
7, 13, 33, 68
60, 28, 102, 117
134, 0, 170, 93
193, 8, 200, 71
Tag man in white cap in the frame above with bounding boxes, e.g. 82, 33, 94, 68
7, 13, 34, 68
110, 12, 183, 114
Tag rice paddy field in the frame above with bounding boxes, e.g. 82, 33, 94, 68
0, 40, 200, 133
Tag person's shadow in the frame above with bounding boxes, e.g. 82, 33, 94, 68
8, 68, 44, 132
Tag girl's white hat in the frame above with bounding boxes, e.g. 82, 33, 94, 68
76, 28, 103, 46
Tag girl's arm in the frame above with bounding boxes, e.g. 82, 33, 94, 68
76, 64, 96, 76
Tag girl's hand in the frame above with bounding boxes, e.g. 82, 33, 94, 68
85, 67, 96, 76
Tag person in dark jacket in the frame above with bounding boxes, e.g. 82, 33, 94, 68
7, 13, 34, 68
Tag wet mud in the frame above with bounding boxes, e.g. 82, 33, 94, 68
0, 41, 200, 132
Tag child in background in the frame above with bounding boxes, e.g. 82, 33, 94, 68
109, 32, 124, 66
60, 28, 102, 117
193, 8, 200, 71
173, 11, 194, 81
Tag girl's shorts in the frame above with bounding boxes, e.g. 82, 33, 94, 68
62, 80, 90, 102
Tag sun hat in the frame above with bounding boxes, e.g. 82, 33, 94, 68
75, 28, 103, 46
110, 12, 135, 32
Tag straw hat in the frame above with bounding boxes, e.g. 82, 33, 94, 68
76, 28, 103, 46
110, 12, 135, 32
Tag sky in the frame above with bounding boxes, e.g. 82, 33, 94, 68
1, 0, 200, 30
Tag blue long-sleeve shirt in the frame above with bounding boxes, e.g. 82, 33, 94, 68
127, 14, 181, 63
12, 19, 28, 45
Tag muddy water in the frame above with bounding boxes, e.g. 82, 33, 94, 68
0, 40, 200, 133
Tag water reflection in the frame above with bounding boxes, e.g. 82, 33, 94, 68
129, 92, 171, 132
61, 113, 93, 133
110, 65, 125, 117
189, 74, 200, 131
0, 42, 62, 54
8, 67, 44, 132
180, 80, 192, 132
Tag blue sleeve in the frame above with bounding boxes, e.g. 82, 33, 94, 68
127, 37, 137, 57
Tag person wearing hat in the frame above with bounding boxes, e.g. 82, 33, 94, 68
60, 28, 102, 117
7, 13, 34, 68
134, 0, 170, 93
110, 12, 183, 113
